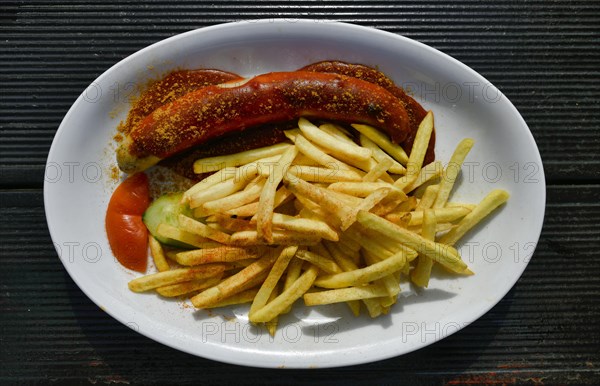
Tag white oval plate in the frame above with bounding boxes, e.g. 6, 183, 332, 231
45, 19, 545, 368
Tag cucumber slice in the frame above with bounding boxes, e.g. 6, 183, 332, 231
143, 192, 193, 248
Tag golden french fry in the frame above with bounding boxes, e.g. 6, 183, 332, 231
359, 134, 406, 174
401, 206, 471, 226
357, 210, 468, 273
362, 157, 394, 182
265, 284, 280, 337
328, 181, 406, 199
318, 122, 355, 143
293, 153, 321, 167
314, 249, 409, 289
283, 256, 304, 291
201, 178, 265, 214
225, 186, 292, 217
299, 117, 372, 163
304, 285, 388, 306
315, 242, 363, 313
297, 205, 340, 231
229, 230, 321, 246
128, 264, 227, 292
362, 250, 400, 302
191, 252, 278, 308
156, 275, 223, 297
156, 223, 221, 249
292, 133, 363, 176
325, 189, 363, 206
193, 143, 292, 174
178, 214, 231, 244
175, 246, 263, 265
358, 224, 419, 261
183, 167, 236, 202
285, 165, 362, 183
415, 184, 440, 210
231, 155, 283, 181
411, 209, 437, 287
370, 191, 408, 216
324, 240, 359, 272
309, 242, 334, 260
433, 138, 475, 208
295, 250, 342, 274
362, 297, 385, 318
439, 189, 510, 246
407, 222, 454, 234
334, 240, 360, 264
257, 145, 299, 242
234, 270, 270, 292
293, 194, 325, 216
164, 249, 180, 262
338, 230, 362, 253
189, 176, 252, 209
249, 265, 319, 323
394, 111, 434, 187
203, 288, 260, 308
206, 221, 229, 233
383, 196, 418, 223
356, 230, 394, 258
446, 202, 477, 210
399, 161, 444, 193
285, 176, 354, 224
148, 234, 170, 272
339, 187, 391, 230
352, 123, 409, 164
283, 128, 300, 142
249, 246, 298, 319
206, 214, 255, 232
347, 300, 362, 316
253, 213, 339, 242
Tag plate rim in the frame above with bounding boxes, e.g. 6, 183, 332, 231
44, 18, 546, 368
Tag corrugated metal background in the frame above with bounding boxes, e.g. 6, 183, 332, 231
1, 1, 599, 384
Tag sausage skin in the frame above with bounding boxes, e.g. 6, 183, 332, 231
117, 71, 411, 174
122, 69, 242, 136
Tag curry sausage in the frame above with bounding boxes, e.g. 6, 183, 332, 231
117, 71, 411, 173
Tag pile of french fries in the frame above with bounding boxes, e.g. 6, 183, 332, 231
128, 114, 510, 335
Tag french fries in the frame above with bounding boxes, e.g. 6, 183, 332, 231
175, 246, 262, 265
249, 246, 298, 318
433, 138, 474, 208
256, 145, 299, 242
357, 210, 468, 273
352, 123, 409, 164
439, 189, 510, 246
156, 276, 223, 297
191, 253, 278, 308
314, 249, 409, 288
251, 213, 339, 241
410, 209, 437, 287
129, 264, 227, 292
250, 265, 319, 323
299, 117, 372, 164
304, 284, 389, 306
126, 114, 509, 336
193, 143, 292, 174
148, 234, 170, 272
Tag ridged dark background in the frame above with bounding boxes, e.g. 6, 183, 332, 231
1, 1, 599, 384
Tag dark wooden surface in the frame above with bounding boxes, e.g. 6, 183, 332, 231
1, 1, 599, 384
